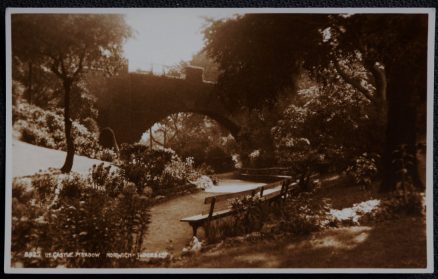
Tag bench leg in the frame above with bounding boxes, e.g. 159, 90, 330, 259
191, 224, 199, 237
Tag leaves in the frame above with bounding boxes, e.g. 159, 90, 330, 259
12, 14, 132, 81
203, 14, 331, 111
12, 167, 151, 268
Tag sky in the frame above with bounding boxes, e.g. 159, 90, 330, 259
123, 9, 240, 72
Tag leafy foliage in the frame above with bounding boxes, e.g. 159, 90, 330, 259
11, 169, 151, 268
230, 195, 268, 234
279, 190, 333, 235
204, 14, 330, 110
347, 153, 379, 188
13, 102, 102, 158
143, 112, 237, 172
272, 78, 382, 180
119, 143, 200, 195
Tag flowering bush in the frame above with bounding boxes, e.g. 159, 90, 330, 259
161, 157, 196, 187
13, 102, 102, 158
95, 148, 118, 163
347, 153, 379, 188
119, 143, 200, 195
11, 168, 151, 268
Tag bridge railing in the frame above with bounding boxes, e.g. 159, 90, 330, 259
130, 64, 216, 83
237, 167, 293, 177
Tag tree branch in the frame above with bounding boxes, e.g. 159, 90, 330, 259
73, 48, 87, 79
50, 56, 63, 78
332, 59, 375, 103
60, 56, 66, 76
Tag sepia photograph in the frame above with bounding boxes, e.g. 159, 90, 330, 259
4, 7, 435, 273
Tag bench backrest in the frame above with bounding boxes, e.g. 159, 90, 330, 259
204, 180, 285, 205
200, 179, 290, 223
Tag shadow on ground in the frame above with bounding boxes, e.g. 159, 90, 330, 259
175, 215, 426, 268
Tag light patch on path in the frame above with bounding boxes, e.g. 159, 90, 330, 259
12, 140, 111, 177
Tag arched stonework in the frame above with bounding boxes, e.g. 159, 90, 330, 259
96, 67, 240, 143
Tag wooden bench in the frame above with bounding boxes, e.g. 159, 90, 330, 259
180, 178, 296, 237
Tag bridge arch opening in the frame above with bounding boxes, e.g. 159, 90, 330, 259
139, 112, 239, 172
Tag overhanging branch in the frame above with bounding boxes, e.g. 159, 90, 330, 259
333, 59, 375, 104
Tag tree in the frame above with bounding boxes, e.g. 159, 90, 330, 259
203, 13, 428, 192
203, 14, 330, 111
12, 14, 131, 172
328, 14, 428, 191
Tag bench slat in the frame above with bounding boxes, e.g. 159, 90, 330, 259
203, 180, 285, 204
180, 208, 234, 223
204, 187, 261, 204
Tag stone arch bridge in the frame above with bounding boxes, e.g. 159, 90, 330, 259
96, 67, 240, 144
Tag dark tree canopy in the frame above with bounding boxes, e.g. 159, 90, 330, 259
203, 14, 331, 111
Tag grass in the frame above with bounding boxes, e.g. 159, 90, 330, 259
170, 175, 427, 268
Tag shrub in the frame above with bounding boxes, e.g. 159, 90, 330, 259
346, 153, 379, 189
377, 189, 425, 218
11, 168, 151, 268
88, 163, 125, 197
95, 148, 118, 163
279, 190, 332, 236
205, 194, 269, 244
119, 143, 200, 196
230, 195, 268, 234
13, 101, 102, 159
119, 143, 173, 193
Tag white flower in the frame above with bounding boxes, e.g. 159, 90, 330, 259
249, 149, 261, 159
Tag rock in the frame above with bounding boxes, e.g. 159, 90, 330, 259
181, 236, 203, 256
190, 236, 202, 254
189, 175, 214, 190
154, 195, 165, 201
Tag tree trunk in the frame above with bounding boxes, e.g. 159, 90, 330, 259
380, 66, 422, 192
26, 61, 33, 104
61, 78, 75, 173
